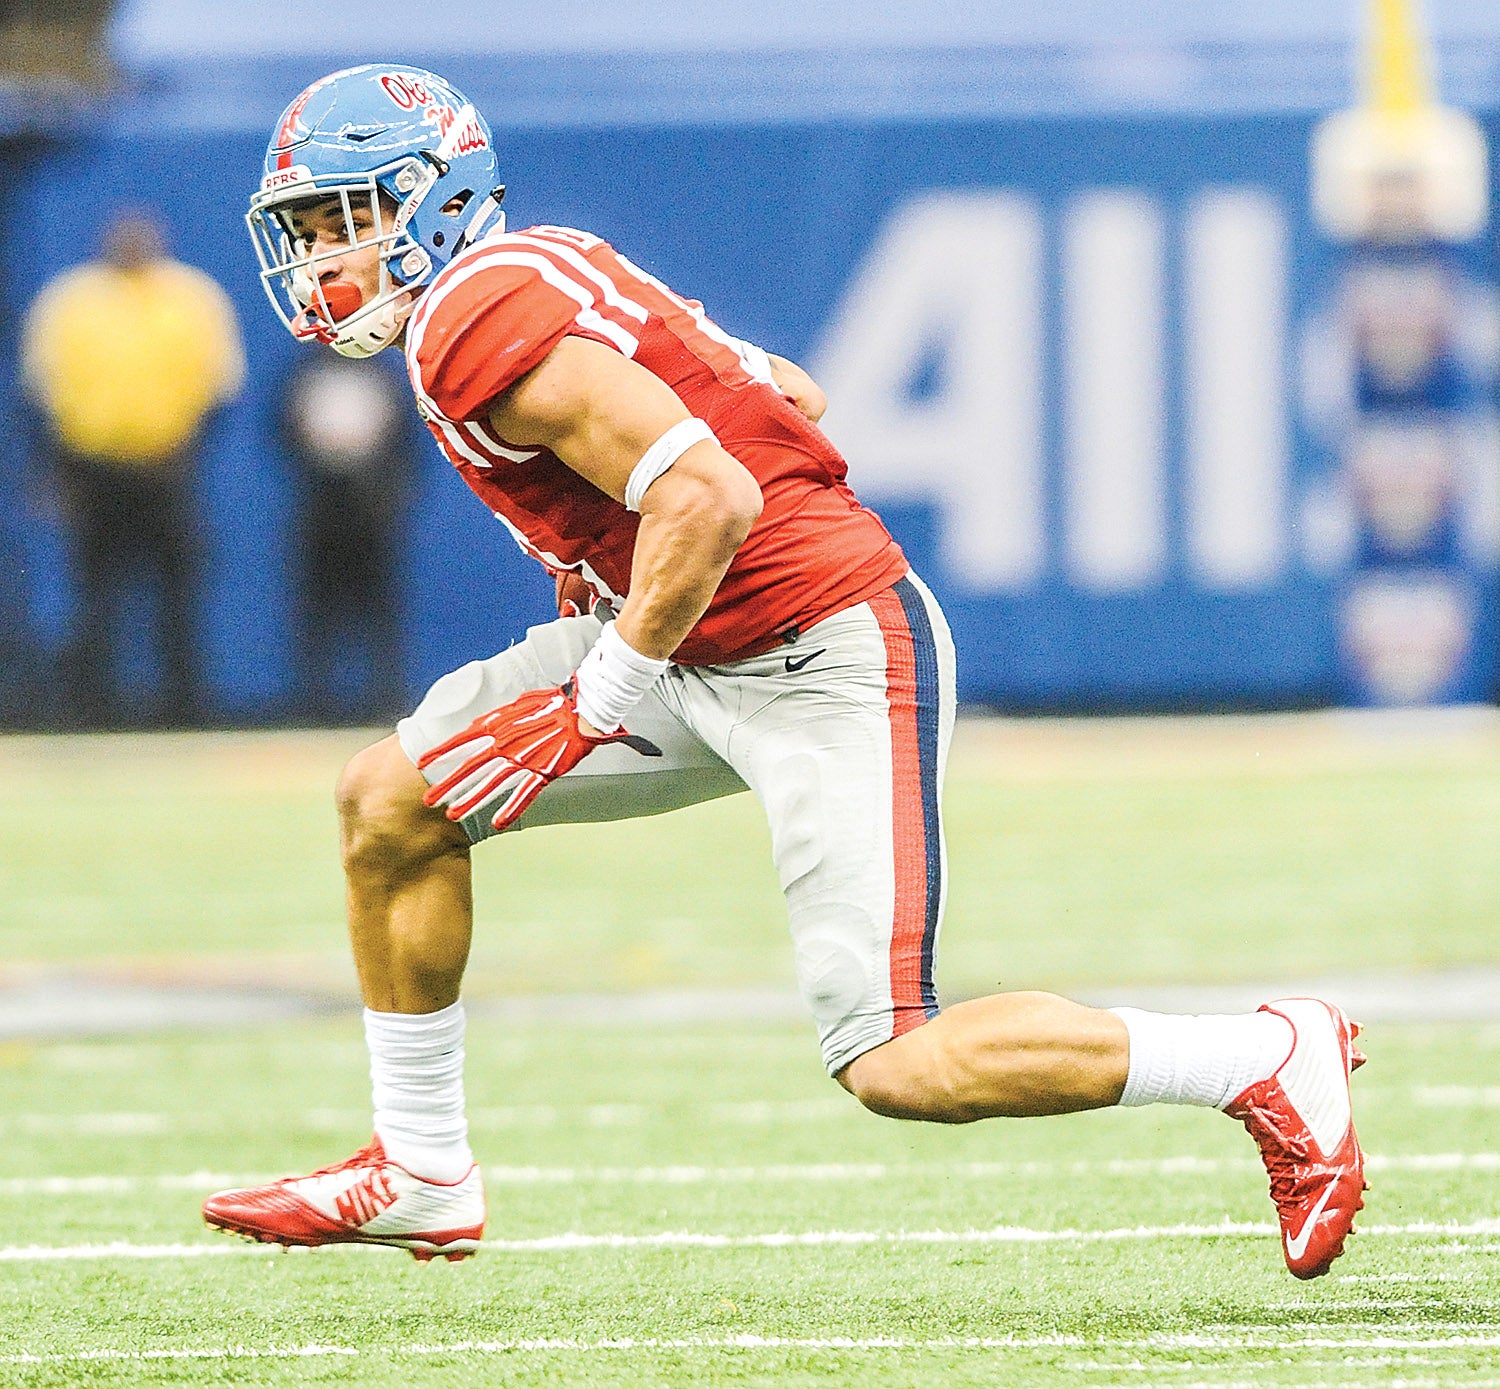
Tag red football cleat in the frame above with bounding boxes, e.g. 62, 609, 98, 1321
1225, 998, 1368, 1279
202, 1137, 484, 1261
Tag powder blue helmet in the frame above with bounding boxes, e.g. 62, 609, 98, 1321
247, 64, 505, 356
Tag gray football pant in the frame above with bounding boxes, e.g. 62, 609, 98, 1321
398, 574, 956, 1074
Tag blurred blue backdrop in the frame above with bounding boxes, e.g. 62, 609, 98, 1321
2, 1, 1497, 721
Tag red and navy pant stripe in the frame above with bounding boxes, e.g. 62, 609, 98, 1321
870, 576, 944, 1034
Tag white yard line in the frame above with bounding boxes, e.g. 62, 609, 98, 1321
1337, 1272, 1470, 1283
0, 1113, 171, 1136
1, 1151, 1493, 1198
475, 1220, 1498, 1251
3, 1219, 1497, 1262
4, 1331, 1500, 1367
0, 1242, 256, 1262
0, 1173, 240, 1196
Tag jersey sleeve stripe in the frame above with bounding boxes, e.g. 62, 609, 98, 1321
425, 416, 541, 472
507, 234, 650, 325
424, 249, 640, 358
489, 511, 627, 607
406, 244, 641, 421
431, 414, 497, 470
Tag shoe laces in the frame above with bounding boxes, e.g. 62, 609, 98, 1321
288, 1139, 385, 1184
1238, 1099, 1321, 1210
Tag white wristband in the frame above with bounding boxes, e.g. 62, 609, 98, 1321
624, 418, 715, 512
573, 622, 669, 733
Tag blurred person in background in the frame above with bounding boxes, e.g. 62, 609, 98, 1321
203, 64, 1367, 1283
19, 207, 244, 728
279, 351, 417, 724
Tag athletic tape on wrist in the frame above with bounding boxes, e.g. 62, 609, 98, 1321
574, 621, 669, 733
624, 418, 715, 512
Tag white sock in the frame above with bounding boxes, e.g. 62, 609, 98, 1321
1110, 1007, 1294, 1110
364, 1000, 474, 1183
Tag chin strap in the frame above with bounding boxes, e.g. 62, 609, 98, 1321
455, 190, 506, 256
331, 296, 413, 358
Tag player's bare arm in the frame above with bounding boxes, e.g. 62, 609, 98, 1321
489, 335, 763, 666
409, 338, 764, 835
767, 352, 827, 422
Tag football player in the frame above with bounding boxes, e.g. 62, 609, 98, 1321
205, 65, 1366, 1278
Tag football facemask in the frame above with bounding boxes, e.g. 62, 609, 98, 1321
248, 165, 434, 358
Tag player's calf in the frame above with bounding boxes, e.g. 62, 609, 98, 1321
839, 992, 1130, 1122
338, 735, 474, 1013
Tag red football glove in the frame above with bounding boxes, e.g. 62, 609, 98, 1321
418, 680, 647, 832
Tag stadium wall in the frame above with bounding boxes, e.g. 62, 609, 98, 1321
2, 94, 1497, 722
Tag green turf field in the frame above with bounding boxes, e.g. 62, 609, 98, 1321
1, 712, 1498, 1386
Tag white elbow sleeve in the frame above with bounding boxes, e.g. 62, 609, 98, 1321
624, 417, 716, 512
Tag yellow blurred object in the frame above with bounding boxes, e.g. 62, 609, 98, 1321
21, 259, 245, 465
1366, 0, 1432, 116
0, 1042, 35, 1069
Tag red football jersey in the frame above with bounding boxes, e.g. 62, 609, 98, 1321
403, 224, 907, 665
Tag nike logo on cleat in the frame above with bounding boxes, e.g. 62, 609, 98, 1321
784, 648, 826, 673
1284, 1183, 1335, 1262
333, 1167, 398, 1227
